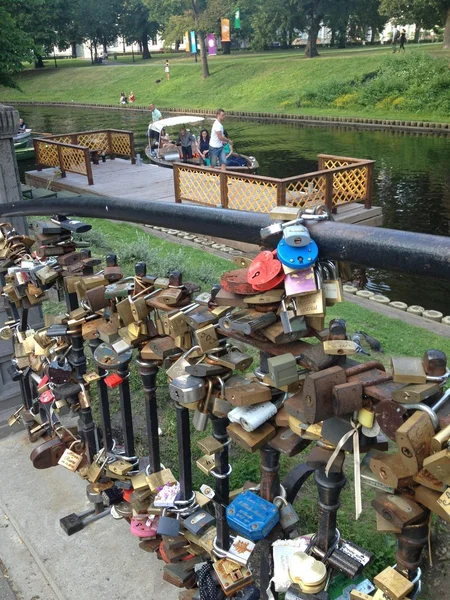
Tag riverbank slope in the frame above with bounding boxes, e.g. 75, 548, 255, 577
2, 45, 450, 123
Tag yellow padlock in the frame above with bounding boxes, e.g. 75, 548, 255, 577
357, 407, 375, 429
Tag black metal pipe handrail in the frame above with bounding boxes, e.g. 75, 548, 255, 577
2, 196, 449, 280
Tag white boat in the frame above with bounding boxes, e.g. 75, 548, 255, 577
13, 128, 32, 143
145, 116, 258, 173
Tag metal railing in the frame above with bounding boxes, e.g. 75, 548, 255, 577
33, 129, 136, 186
173, 153, 375, 213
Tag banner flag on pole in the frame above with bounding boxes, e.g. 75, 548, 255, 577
190, 31, 197, 53
235, 10, 241, 29
184, 31, 190, 52
207, 34, 217, 55
221, 18, 230, 42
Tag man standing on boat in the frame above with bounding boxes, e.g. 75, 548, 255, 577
209, 109, 232, 171
148, 103, 162, 144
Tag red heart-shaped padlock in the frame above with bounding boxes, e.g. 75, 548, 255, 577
221, 269, 254, 295
40, 390, 55, 404
248, 251, 285, 291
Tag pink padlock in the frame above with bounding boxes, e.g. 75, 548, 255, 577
130, 515, 159, 538
284, 267, 316, 298
40, 389, 55, 405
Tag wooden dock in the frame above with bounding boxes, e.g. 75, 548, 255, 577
25, 159, 383, 226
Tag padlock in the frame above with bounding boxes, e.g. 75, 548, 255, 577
86, 449, 108, 483
166, 345, 203, 380
288, 551, 327, 594
58, 440, 85, 472
282, 224, 311, 247
276, 236, 319, 270
219, 310, 277, 336
225, 376, 271, 406
294, 267, 325, 317
47, 356, 73, 385
284, 266, 317, 298
195, 323, 219, 352
104, 373, 123, 389
267, 353, 298, 388
243, 288, 285, 305
273, 495, 299, 531
247, 250, 284, 292
157, 509, 181, 537
391, 356, 427, 384
104, 254, 123, 282
208, 348, 253, 371
373, 566, 414, 600
169, 374, 205, 405
423, 349, 447, 377
192, 379, 213, 432
213, 559, 253, 596
319, 260, 344, 306
226, 491, 279, 541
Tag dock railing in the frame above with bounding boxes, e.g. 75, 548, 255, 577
173, 153, 375, 212
33, 129, 135, 186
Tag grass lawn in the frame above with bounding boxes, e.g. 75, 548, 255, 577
38, 217, 449, 587
4, 43, 450, 123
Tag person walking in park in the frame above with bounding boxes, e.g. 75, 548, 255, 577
392, 27, 400, 53
399, 29, 407, 52
209, 109, 232, 171
165, 60, 170, 80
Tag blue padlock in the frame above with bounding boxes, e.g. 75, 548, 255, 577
277, 238, 319, 270
226, 491, 279, 541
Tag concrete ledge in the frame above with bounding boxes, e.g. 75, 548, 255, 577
344, 292, 450, 338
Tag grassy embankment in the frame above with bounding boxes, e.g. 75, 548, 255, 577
2, 44, 450, 123
40, 217, 450, 579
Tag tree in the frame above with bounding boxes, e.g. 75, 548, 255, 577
0, 3, 33, 88
163, 0, 232, 78
120, 0, 159, 59
380, 0, 449, 47
74, 0, 122, 63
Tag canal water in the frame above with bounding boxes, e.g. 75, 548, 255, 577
17, 106, 450, 315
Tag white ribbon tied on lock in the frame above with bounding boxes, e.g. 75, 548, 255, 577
266, 537, 311, 600
325, 419, 362, 520
228, 402, 277, 432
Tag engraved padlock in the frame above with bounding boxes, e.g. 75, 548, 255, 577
320, 260, 343, 306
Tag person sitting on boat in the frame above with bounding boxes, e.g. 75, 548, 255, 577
18, 118, 27, 133
177, 127, 196, 163
222, 130, 247, 168
120, 92, 128, 105
198, 129, 210, 166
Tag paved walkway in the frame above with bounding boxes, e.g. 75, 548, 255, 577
0, 431, 179, 600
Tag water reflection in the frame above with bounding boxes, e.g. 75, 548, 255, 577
16, 106, 450, 314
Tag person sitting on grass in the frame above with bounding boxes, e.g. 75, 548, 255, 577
129, 91, 135, 103
120, 92, 128, 105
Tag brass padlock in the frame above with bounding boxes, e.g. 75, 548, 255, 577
196, 323, 219, 353
395, 411, 435, 474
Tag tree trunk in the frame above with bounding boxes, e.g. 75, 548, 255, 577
71, 41, 77, 58
330, 29, 335, 47
198, 31, 209, 78
370, 27, 376, 44
444, 8, 450, 49
142, 33, 151, 59
103, 38, 107, 53
34, 54, 44, 68
305, 11, 323, 57
414, 24, 421, 43
94, 42, 98, 63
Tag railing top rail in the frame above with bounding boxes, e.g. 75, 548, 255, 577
44, 129, 134, 140
0, 197, 447, 281
34, 138, 88, 152
282, 162, 372, 185
318, 153, 375, 165
174, 163, 281, 185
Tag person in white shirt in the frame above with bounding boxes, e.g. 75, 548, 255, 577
209, 109, 232, 171
148, 103, 162, 142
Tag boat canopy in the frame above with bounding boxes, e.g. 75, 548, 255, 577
148, 116, 205, 134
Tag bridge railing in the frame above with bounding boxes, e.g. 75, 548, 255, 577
173, 153, 375, 212
33, 129, 136, 186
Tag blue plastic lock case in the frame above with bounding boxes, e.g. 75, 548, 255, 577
226, 491, 279, 541
277, 238, 318, 270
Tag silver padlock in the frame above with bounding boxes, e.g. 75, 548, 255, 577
273, 495, 299, 531
282, 224, 311, 248
192, 379, 213, 432
169, 373, 205, 405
